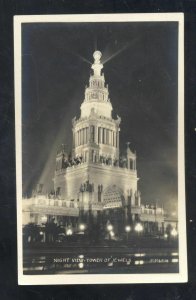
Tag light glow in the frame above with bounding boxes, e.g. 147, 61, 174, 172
107, 224, 113, 232
79, 224, 86, 231
171, 228, 178, 237
125, 225, 131, 232
134, 223, 143, 233
66, 229, 73, 236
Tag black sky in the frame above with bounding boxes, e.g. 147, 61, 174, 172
22, 21, 178, 211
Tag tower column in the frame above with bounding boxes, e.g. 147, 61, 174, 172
100, 128, 103, 144
117, 130, 120, 150
98, 127, 100, 143
75, 131, 77, 147
104, 128, 107, 144
87, 127, 89, 143
106, 129, 108, 144
81, 129, 83, 145
73, 131, 75, 148
109, 130, 112, 145
134, 159, 136, 170
80, 129, 83, 145
115, 132, 117, 148
80, 129, 82, 145
79, 130, 81, 146
84, 128, 86, 144
86, 127, 88, 143
81, 128, 84, 145
95, 126, 98, 144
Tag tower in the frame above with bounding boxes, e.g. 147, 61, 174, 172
54, 50, 140, 223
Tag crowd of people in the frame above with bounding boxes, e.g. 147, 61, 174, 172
99, 155, 117, 166
62, 154, 84, 169
99, 155, 128, 168
59, 153, 129, 170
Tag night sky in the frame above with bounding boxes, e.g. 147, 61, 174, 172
22, 21, 178, 212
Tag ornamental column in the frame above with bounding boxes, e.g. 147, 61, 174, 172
95, 126, 98, 144
100, 128, 103, 144
117, 130, 120, 150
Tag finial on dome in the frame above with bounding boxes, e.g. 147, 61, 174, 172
92, 50, 103, 76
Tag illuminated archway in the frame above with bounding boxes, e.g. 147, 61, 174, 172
103, 185, 125, 209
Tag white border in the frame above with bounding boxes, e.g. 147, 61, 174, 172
14, 13, 187, 285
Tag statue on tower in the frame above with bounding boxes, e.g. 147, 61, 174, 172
91, 50, 103, 76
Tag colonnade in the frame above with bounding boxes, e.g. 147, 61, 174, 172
74, 127, 89, 146
74, 125, 119, 148
98, 127, 119, 147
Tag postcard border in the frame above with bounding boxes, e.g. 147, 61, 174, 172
14, 13, 187, 285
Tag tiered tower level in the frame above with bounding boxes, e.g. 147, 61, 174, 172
73, 50, 120, 162
54, 51, 140, 219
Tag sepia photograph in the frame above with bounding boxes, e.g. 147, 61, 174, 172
14, 13, 187, 284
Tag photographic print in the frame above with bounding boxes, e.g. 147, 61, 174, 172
14, 13, 187, 284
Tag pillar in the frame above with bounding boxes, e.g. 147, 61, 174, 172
84, 128, 86, 144
80, 129, 82, 145
106, 129, 108, 144
95, 126, 98, 144
109, 130, 111, 145
134, 159, 136, 170
81, 129, 83, 145
100, 128, 103, 144
78, 130, 80, 145
115, 132, 117, 148
117, 130, 119, 150
81, 128, 84, 145
87, 127, 89, 143
104, 128, 107, 144
98, 127, 100, 143
75, 132, 77, 147
73, 131, 75, 148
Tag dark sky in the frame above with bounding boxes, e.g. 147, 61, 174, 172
22, 21, 178, 211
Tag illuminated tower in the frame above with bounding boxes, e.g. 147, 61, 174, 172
54, 51, 140, 222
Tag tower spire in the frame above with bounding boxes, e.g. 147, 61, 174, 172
80, 50, 112, 118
